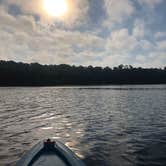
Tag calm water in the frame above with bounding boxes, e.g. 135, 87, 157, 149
0, 85, 166, 166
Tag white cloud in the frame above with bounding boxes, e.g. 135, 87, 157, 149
135, 52, 166, 68
106, 28, 138, 53
96, 52, 135, 67
104, 0, 135, 25
0, 6, 106, 65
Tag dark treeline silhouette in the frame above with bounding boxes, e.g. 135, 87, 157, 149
0, 60, 166, 86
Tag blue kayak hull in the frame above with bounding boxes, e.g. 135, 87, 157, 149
16, 140, 85, 166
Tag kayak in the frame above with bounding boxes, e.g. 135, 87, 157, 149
16, 139, 85, 166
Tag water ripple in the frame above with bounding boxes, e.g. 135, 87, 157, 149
0, 85, 166, 166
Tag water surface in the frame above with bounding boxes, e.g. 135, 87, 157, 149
0, 85, 166, 166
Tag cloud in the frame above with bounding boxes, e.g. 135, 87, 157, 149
139, 40, 154, 50
133, 19, 145, 38
156, 40, 166, 51
106, 28, 138, 53
0, 6, 105, 64
2, 0, 89, 26
104, 0, 135, 25
0, 6, 37, 34
135, 52, 166, 67
138, 0, 163, 8
0, 0, 165, 68
104, 27, 164, 67
155, 32, 166, 39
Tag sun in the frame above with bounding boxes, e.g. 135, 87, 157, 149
43, 0, 68, 17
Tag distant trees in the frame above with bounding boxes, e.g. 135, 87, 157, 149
0, 60, 166, 86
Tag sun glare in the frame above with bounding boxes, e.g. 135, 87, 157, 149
43, 0, 68, 17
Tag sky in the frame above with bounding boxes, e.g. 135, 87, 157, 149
0, 0, 166, 68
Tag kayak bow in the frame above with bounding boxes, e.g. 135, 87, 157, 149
16, 139, 85, 166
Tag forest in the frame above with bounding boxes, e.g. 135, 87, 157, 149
0, 60, 166, 86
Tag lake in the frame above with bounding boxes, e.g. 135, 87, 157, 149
0, 85, 166, 166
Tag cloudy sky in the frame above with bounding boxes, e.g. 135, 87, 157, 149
0, 0, 165, 67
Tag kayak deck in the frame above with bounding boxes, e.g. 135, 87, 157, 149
16, 139, 85, 166
31, 152, 69, 166
31, 152, 68, 166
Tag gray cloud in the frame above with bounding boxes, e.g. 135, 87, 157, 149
138, 0, 163, 8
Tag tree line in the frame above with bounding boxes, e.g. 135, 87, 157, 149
0, 60, 166, 86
